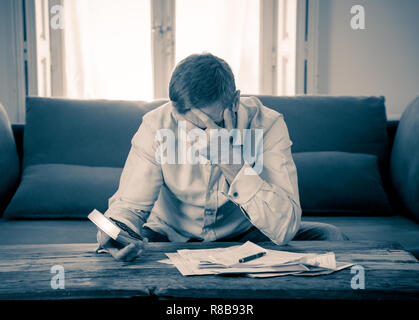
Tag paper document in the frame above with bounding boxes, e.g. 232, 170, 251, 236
161, 241, 354, 278
177, 241, 268, 267
249, 262, 355, 278
293, 252, 337, 269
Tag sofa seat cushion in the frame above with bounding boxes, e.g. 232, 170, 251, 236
303, 216, 419, 259
294, 151, 392, 215
4, 164, 122, 219
0, 216, 417, 259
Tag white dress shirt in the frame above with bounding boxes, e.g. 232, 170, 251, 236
104, 96, 301, 245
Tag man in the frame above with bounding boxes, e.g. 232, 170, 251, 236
97, 53, 346, 262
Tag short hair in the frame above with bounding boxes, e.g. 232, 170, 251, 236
169, 53, 236, 113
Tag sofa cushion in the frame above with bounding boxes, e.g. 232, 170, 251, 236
390, 96, 419, 221
0, 103, 20, 215
23, 97, 166, 168
7, 96, 391, 219
256, 96, 389, 167
302, 216, 419, 259
3, 164, 122, 219
6, 97, 165, 219
25, 96, 389, 167
294, 151, 392, 215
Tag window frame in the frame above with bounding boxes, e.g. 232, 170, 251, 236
151, 0, 176, 99
25, 0, 52, 97
295, 0, 319, 94
48, 0, 65, 97
260, 0, 278, 95
9, 0, 26, 123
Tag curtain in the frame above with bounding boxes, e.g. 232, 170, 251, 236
63, 0, 153, 100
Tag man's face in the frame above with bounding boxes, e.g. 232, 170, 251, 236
199, 100, 226, 124
197, 90, 240, 125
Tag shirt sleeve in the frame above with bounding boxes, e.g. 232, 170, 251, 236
103, 120, 163, 236
227, 115, 301, 245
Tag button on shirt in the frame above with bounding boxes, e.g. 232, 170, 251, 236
104, 96, 301, 245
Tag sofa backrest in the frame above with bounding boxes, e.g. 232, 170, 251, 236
23, 97, 166, 168
5, 95, 392, 219
23, 95, 389, 169
256, 95, 389, 165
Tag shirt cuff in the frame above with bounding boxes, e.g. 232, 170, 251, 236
104, 208, 144, 236
227, 162, 265, 205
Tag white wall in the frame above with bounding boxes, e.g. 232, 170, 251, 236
317, 0, 419, 118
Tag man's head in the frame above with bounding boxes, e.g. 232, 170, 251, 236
169, 53, 240, 124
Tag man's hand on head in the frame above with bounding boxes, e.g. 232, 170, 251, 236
176, 107, 244, 183
172, 108, 208, 129
222, 107, 237, 131
174, 105, 235, 130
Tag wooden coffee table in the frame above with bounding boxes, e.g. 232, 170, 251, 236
0, 241, 418, 301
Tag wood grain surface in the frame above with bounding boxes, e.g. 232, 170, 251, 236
0, 241, 418, 300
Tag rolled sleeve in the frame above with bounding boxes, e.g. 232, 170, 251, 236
226, 116, 301, 245
227, 163, 264, 205
104, 206, 146, 236
102, 119, 163, 237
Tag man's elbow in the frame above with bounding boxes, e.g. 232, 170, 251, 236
271, 202, 301, 245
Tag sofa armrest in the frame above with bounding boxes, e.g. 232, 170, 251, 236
0, 104, 20, 217
387, 120, 399, 151
11, 124, 24, 167
390, 96, 419, 222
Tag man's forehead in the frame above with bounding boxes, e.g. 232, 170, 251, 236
200, 100, 226, 109
182, 99, 226, 112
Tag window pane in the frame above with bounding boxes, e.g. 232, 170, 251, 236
63, 0, 152, 100
175, 0, 260, 94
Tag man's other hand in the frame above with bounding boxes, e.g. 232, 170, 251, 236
96, 230, 146, 262
177, 108, 243, 183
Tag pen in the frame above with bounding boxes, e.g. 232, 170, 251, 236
239, 251, 266, 263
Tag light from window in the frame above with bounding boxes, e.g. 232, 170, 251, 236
63, 0, 153, 101
175, 0, 260, 95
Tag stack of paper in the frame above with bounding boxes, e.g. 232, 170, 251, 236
160, 241, 353, 277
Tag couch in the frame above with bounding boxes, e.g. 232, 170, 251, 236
0, 95, 418, 258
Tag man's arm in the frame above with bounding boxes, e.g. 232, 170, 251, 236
98, 119, 163, 251
174, 103, 301, 245
224, 116, 301, 245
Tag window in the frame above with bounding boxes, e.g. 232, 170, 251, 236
24, 0, 309, 103
63, 0, 153, 100
175, 0, 260, 95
